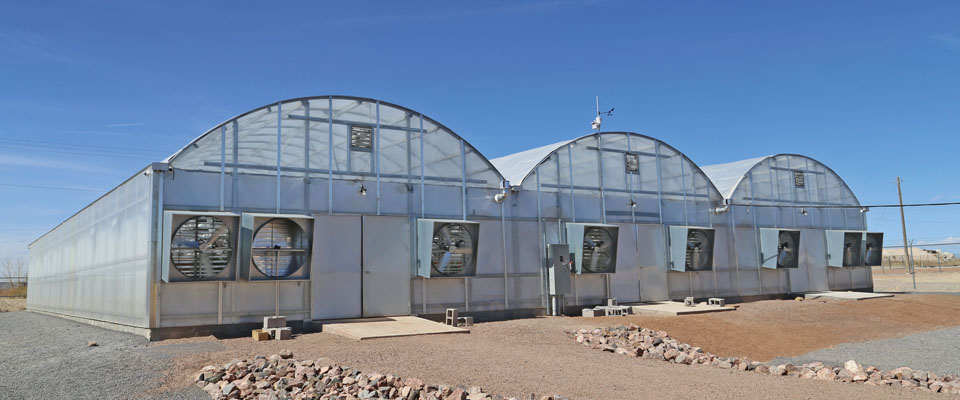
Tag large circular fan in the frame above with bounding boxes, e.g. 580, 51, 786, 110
864, 235, 882, 266
431, 223, 475, 276
777, 231, 799, 268
582, 227, 614, 273
171, 216, 233, 279
686, 230, 712, 270
252, 218, 309, 278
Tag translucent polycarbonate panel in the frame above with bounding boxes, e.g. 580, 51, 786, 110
279, 100, 308, 177
26, 170, 153, 327
658, 147, 685, 200
306, 99, 334, 174
599, 133, 628, 191
421, 119, 462, 181
464, 147, 501, 189
252, 218, 309, 278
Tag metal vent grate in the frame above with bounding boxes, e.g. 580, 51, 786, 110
171, 216, 233, 279
252, 218, 309, 278
794, 170, 805, 188
350, 125, 373, 150
625, 153, 640, 174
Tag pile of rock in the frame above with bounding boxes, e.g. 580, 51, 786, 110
196, 350, 567, 400
572, 325, 960, 395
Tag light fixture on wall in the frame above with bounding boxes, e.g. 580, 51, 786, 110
358, 184, 367, 196
799, 208, 808, 216
628, 199, 637, 207
860, 207, 870, 213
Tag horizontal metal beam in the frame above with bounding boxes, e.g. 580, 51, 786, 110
202, 161, 488, 184
538, 183, 711, 198
585, 146, 669, 158
288, 114, 437, 134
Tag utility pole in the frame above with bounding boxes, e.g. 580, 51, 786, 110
897, 177, 916, 290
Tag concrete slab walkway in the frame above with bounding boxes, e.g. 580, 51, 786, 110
625, 301, 735, 316
804, 291, 895, 301
320, 316, 469, 341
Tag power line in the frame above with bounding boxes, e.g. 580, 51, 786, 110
0, 137, 169, 155
729, 201, 960, 210
0, 183, 105, 193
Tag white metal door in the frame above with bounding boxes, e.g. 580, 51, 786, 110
362, 215, 411, 317
312, 214, 362, 320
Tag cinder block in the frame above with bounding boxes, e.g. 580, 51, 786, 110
457, 316, 474, 326
684, 297, 695, 307
252, 329, 270, 341
708, 297, 725, 307
263, 316, 287, 330
606, 298, 618, 307
581, 308, 604, 317
445, 308, 459, 326
268, 327, 292, 340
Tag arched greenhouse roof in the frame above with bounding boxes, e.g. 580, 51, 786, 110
490, 131, 723, 199
167, 95, 505, 188
700, 154, 861, 207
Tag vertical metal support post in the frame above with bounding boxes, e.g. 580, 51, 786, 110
460, 139, 468, 220
275, 280, 280, 316
303, 100, 311, 211
217, 282, 223, 325
679, 156, 692, 297
231, 120, 239, 209
276, 102, 282, 214
536, 170, 547, 309
770, 165, 783, 294
596, 134, 606, 224
375, 101, 381, 216
419, 115, 425, 218
150, 168, 165, 328
749, 172, 763, 294
730, 206, 743, 297
219, 125, 225, 211
568, 144, 576, 223
501, 193, 509, 309
655, 143, 668, 299
327, 96, 334, 214
625, 134, 641, 301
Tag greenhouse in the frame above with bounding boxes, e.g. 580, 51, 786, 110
26, 96, 541, 339
25, 96, 880, 339
700, 154, 878, 294
491, 132, 734, 311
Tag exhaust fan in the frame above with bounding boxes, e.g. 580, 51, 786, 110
240, 213, 314, 281
825, 230, 864, 268
864, 232, 884, 266
566, 223, 619, 274
161, 211, 238, 282
760, 228, 801, 269
417, 219, 480, 278
669, 226, 715, 272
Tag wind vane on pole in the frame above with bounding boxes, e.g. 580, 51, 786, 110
591, 96, 614, 131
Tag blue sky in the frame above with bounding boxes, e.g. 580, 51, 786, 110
1, 1, 959, 260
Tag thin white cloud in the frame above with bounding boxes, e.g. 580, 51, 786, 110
104, 122, 143, 128
931, 33, 960, 50
0, 29, 83, 65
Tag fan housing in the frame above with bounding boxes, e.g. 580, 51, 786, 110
161, 211, 238, 282
669, 226, 715, 272
416, 219, 480, 278
760, 228, 801, 269
240, 213, 314, 281
565, 223, 619, 274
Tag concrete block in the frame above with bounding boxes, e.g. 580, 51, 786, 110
606, 298, 618, 307
708, 297, 725, 307
581, 308, 605, 317
252, 329, 270, 341
263, 316, 287, 330
268, 327, 292, 340
445, 308, 459, 326
684, 297, 695, 307
457, 316, 473, 327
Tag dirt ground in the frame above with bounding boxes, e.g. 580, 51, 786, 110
149, 294, 960, 399
0, 297, 25, 312
873, 265, 960, 292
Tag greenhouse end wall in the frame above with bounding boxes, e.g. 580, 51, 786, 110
26, 168, 155, 330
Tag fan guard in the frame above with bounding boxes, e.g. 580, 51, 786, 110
430, 223, 475, 276
777, 231, 799, 268
685, 230, 712, 270
170, 216, 233, 279
582, 227, 614, 273
252, 218, 309, 278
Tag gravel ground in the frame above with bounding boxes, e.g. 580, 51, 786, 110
772, 325, 960, 376
873, 266, 960, 293
6, 294, 960, 399
0, 312, 218, 400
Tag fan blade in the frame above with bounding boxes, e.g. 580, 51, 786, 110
199, 225, 228, 251
451, 247, 473, 254
439, 252, 452, 271
590, 251, 601, 271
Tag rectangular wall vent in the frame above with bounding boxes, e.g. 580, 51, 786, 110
625, 153, 640, 174
794, 170, 805, 188
350, 125, 374, 151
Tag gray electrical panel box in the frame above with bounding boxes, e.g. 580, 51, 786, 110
547, 243, 572, 295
